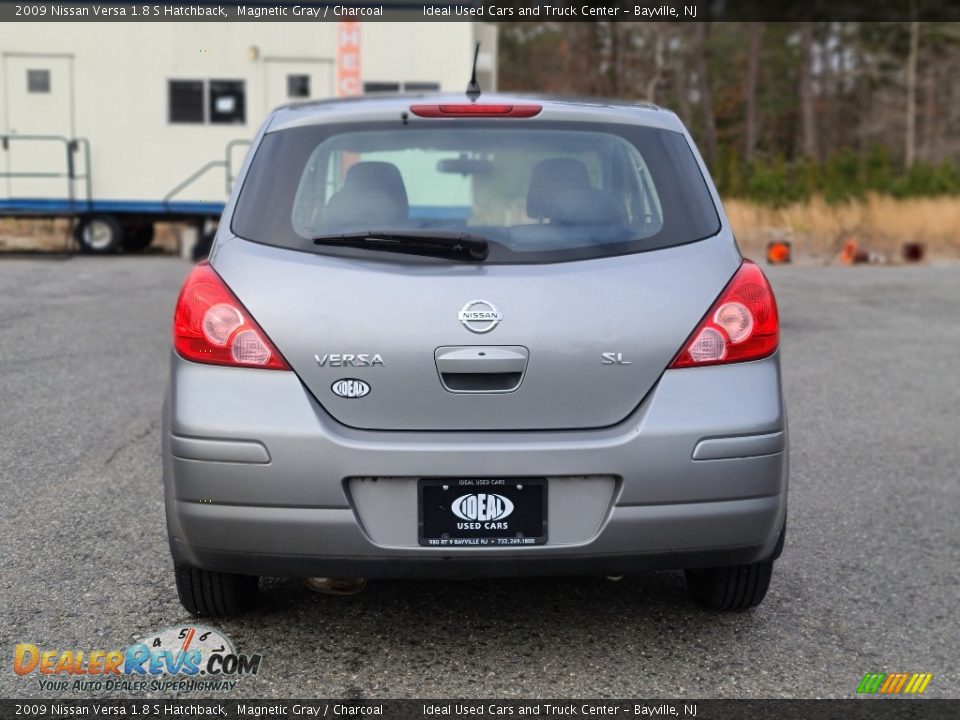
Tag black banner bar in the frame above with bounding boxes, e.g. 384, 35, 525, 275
3, 0, 960, 22
1, 700, 959, 720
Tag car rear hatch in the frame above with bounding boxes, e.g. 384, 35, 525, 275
212, 233, 740, 431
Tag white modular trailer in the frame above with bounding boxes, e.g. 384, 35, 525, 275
0, 21, 497, 252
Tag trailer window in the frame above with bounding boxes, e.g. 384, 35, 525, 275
364, 82, 400, 94
27, 69, 50, 94
169, 80, 204, 123
209, 80, 246, 124
288, 75, 310, 99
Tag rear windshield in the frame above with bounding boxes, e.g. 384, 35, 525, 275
231, 120, 720, 264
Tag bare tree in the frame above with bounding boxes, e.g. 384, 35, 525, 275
905, 20, 920, 169
694, 23, 717, 166
921, 59, 937, 162
498, 19, 960, 181
799, 22, 818, 160
644, 25, 666, 103
671, 26, 693, 126
744, 22, 764, 161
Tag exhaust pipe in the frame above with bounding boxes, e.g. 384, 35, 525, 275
304, 577, 368, 595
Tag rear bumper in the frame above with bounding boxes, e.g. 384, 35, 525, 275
178, 548, 783, 580
163, 351, 788, 578
170, 499, 782, 579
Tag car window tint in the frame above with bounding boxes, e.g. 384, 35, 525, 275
235, 121, 719, 264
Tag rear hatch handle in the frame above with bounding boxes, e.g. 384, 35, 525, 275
434, 346, 529, 393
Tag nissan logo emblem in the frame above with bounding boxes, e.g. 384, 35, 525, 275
458, 299, 502, 334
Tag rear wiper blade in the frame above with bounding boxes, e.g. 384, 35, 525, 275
312, 230, 489, 262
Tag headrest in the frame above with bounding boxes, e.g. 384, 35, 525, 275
323, 161, 409, 228
341, 161, 409, 212
526, 158, 592, 219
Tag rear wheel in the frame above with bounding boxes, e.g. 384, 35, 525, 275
75, 215, 122, 254
174, 564, 258, 617
685, 561, 773, 611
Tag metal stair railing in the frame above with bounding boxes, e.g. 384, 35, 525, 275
163, 138, 252, 208
0, 134, 92, 211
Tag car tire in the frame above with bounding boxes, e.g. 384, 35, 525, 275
121, 223, 155, 252
174, 564, 258, 617
75, 215, 123, 255
685, 561, 773, 611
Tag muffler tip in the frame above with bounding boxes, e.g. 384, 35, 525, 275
304, 577, 368, 595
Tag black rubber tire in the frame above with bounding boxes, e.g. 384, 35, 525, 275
75, 215, 123, 255
685, 561, 773, 612
174, 564, 258, 617
121, 223, 155, 252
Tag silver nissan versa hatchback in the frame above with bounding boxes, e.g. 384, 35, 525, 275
163, 94, 787, 616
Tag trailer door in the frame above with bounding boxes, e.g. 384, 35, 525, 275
3, 55, 75, 201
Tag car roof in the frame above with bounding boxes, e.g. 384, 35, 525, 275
266, 93, 685, 134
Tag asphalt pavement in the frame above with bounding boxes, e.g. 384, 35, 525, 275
1, 256, 957, 699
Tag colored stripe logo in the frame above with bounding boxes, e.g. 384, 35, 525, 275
857, 673, 933, 694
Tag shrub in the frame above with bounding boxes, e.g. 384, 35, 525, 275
716, 145, 960, 206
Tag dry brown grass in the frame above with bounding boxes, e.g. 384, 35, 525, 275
0, 218, 72, 252
0, 218, 180, 253
726, 194, 960, 262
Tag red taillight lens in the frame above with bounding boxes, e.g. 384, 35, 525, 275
173, 263, 289, 370
669, 260, 779, 369
409, 104, 542, 118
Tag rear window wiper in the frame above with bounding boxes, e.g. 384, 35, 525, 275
312, 230, 489, 262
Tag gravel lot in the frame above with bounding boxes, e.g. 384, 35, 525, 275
1, 256, 957, 699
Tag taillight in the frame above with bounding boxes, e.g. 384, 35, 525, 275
669, 260, 779, 368
173, 263, 289, 370
409, 104, 542, 118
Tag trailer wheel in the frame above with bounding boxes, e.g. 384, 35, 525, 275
121, 222, 155, 252
75, 216, 122, 254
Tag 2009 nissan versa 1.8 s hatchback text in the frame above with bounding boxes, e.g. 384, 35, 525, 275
164, 95, 787, 616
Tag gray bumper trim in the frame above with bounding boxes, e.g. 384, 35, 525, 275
692, 431, 785, 460
170, 435, 271, 464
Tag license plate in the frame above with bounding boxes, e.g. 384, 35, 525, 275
418, 478, 547, 547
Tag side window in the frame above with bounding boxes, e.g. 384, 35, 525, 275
168, 80, 204, 123
209, 80, 245, 124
